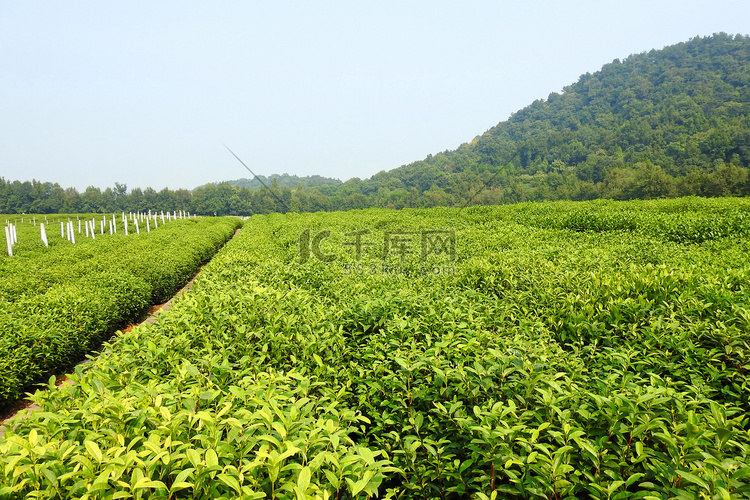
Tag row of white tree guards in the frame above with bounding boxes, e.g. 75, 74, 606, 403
4, 210, 192, 257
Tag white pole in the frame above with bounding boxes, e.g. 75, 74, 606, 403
11, 224, 17, 245
5, 226, 13, 256
89, 220, 96, 240
78, 219, 81, 234
101, 219, 105, 235
61, 221, 65, 238
85, 220, 90, 238
134, 218, 139, 234
154, 217, 158, 229
109, 220, 113, 235
124, 218, 128, 236
112, 214, 117, 234
146, 218, 150, 232
70, 222, 76, 244
40, 223, 48, 247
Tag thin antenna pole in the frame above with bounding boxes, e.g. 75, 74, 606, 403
223, 144, 289, 212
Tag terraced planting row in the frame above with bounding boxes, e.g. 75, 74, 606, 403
1, 198, 749, 498
0, 217, 241, 408
3, 212, 191, 257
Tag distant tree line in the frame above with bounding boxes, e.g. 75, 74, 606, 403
211, 173, 342, 190
2, 33, 750, 215
2, 160, 748, 217
0, 180, 194, 215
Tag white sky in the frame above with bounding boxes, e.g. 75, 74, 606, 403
1, 1, 749, 191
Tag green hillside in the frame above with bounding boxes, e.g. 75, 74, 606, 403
2, 33, 749, 214
352, 32, 750, 206
198, 173, 342, 191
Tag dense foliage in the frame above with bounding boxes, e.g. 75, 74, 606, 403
353, 33, 750, 205
0, 217, 241, 409
2, 198, 749, 498
3, 34, 749, 215
205, 174, 342, 191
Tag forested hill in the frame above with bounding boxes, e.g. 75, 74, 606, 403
345, 32, 750, 206
198, 173, 342, 191
2, 33, 749, 214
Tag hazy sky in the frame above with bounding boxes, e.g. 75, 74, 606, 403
2, 1, 749, 191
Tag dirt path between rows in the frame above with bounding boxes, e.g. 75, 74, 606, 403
0, 227, 241, 438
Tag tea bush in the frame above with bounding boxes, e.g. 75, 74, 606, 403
2, 199, 749, 498
0, 217, 241, 408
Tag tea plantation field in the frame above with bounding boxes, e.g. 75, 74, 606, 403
1, 198, 749, 499
0, 216, 241, 408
